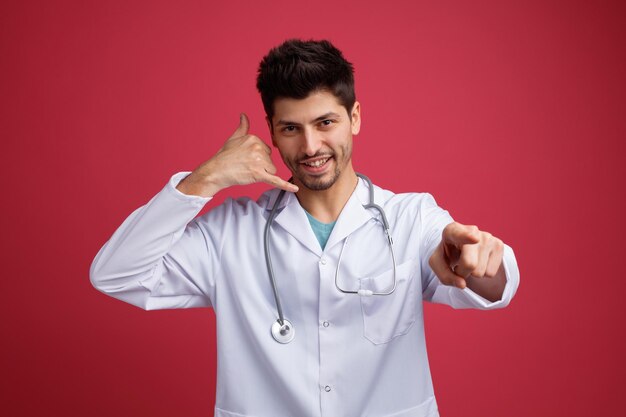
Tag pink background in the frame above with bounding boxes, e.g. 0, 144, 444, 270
2, 0, 624, 415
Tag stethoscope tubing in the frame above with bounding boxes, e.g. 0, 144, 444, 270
265, 173, 397, 343
264, 188, 288, 326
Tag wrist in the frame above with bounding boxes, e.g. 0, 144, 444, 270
176, 171, 223, 197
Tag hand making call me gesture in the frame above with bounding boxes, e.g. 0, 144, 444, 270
177, 113, 507, 302
176, 113, 298, 199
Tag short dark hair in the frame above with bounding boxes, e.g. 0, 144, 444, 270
256, 39, 355, 121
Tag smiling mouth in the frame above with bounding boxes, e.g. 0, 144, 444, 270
302, 157, 330, 168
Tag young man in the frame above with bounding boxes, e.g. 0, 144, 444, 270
91, 39, 520, 417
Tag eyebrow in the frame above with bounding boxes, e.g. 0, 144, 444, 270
275, 112, 342, 127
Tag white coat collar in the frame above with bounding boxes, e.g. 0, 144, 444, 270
264, 177, 383, 255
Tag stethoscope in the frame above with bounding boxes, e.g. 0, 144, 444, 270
264, 173, 397, 344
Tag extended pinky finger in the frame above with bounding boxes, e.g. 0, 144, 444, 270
261, 173, 299, 192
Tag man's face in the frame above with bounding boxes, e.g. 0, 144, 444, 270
269, 90, 361, 191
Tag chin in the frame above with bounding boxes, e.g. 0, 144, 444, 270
298, 172, 340, 191
301, 180, 334, 191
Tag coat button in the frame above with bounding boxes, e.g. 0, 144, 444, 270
324, 385, 331, 392
319, 258, 327, 265
322, 321, 330, 327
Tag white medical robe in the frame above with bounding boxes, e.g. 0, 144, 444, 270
90, 172, 520, 417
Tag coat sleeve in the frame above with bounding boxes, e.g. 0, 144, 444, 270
419, 194, 520, 309
89, 172, 221, 310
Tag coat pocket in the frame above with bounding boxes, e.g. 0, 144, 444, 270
359, 259, 419, 345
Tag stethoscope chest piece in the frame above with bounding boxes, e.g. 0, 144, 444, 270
264, 173, 395, 344
271, 319, 295, 344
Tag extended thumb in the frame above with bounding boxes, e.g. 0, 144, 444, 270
230, 113, 250, 139
444, 222, 481, 246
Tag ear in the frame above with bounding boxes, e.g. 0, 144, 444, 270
265, 116, 277, 146
350, 101, 361, 135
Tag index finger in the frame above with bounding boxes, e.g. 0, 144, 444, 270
429, 242, 467, 289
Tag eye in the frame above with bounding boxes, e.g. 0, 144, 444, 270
320, 119, 334, 127
281, 125, 298, 133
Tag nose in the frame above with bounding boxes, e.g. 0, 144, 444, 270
302, 127, 322, 156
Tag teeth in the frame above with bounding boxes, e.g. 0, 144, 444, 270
305, 158, 328, 167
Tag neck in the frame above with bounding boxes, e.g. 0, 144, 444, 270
294, 165, 358, 223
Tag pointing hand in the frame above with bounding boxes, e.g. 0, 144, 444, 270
428, 222, 505, 290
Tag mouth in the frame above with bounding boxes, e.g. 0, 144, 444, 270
299, 156, 333, 173
300, 156, 330, 168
